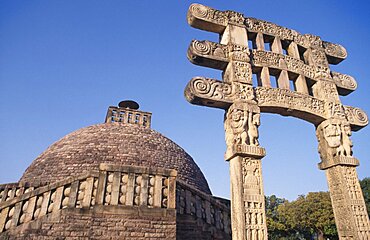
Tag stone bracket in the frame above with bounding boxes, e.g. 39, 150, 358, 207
225, 144, 266, 161
318, 156, 359, 170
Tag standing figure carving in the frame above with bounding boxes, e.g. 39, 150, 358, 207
225, 102, 261, 150
248, 112, 260, 146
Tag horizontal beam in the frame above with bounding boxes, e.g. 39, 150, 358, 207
184, 77, 368, 130
187, 3, 347, 64
187, 40, 357, 94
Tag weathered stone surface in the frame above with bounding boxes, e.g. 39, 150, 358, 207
20, 123, 211, 195
1, 207, 177, 240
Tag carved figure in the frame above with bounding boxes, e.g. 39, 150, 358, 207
225, 107, 251, 148
323, 123, 341, 149
248, 112, 260, 146
341, 124, 353, 157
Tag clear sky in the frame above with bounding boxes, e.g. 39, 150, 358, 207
0, 0, 369, 201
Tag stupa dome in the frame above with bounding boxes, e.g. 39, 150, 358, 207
20, 103, 211, 194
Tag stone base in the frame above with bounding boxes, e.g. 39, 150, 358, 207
225, 144, 265, 161
318, 155, 359, 170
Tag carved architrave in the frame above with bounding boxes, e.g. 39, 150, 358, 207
241, 158, 267, 240
184, 77, 368, 129
187, 40, 357, 93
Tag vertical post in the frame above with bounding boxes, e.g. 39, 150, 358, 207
221, 19, 268, 239
224, 102, 267, 240
228, 156, 245, 240
316, 119, 370, 239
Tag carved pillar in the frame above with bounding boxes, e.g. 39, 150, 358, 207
316, 119, 370, 239
224, 101, 267, 240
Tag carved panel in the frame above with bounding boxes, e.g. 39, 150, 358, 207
245, 17, 305, 45
224, 61, 253, 84
224, 101, 260, 149
241, 158, 267, 240
316, 119, 354, 164
255, 87, 325, 118
326, 166, 358, 238
326, 166, 370, 238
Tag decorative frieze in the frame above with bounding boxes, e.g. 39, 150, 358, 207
255, 87, 326, 118
185, 77, 368, 129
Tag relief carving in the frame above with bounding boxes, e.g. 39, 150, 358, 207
326, 102, 346, 120
255, 87, 326, 116
323, 41, 347, 60
344, 106, 369, 128
251, 50, 316, 79
245, 17, 297, 43
316, 120, 356, 168
229, 44, 250, 62
331, 72, 357, 92
232, 61, 252, 83
224, 102, 260, 148
187, 77, 233, 102
191, 40, 228, 59
188, 3, 227, 29
242, 158, 267, 240
224, 10, 245, 26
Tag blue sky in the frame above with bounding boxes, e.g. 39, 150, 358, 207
0, 1, 369, 201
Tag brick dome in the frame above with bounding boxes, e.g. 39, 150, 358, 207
20, 122, 211, 194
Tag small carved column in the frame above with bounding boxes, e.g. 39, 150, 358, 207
225, 101, 267, 240
316, 119, 370, 239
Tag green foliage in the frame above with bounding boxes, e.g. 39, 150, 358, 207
266, 192, 338, 240
360, 177, 370, 215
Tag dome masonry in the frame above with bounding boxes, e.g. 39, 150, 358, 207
20, 101, 211, 194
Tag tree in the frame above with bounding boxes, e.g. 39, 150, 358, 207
265, 195, 294, 239
360, 177, 370, 215
277, 192, 337, 240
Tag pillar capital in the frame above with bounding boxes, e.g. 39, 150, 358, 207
316, 118, 355, 169
224, 101, 265, 160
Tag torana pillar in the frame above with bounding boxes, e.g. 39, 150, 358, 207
224, 101, 267, 240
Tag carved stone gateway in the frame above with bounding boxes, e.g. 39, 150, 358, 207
184, 3, 369, 240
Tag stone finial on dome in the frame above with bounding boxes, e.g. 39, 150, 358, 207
105, 100, 152, 128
